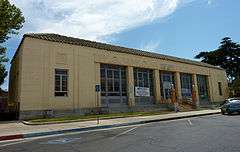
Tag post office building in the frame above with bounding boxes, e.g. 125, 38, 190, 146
9, 33, 229, 119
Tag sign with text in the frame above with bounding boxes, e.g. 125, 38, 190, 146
135, 87, 150, 97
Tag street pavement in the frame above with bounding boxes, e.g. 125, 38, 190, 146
1, 114, 240, 152
0, 109, 220, 139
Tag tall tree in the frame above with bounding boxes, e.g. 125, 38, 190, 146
0, 0, 25, 87
195, 37, 240, 82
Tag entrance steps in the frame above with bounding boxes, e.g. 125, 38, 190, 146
178, 102, 196, 112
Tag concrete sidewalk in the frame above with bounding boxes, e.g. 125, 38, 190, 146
0, 109, 220, 141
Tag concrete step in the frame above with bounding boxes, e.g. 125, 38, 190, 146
178, 103, 195, 112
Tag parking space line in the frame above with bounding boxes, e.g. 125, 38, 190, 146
111, 126, 139, 139
188, 119, 193, 126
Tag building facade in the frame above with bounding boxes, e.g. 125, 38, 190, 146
9, 34, 229, 119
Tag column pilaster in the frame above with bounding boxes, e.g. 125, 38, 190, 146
153, 69, 161, 104
192, 74, 200, 107
127, 66, 135, 106
95, 63, 101, 107
174, 72, 182, 102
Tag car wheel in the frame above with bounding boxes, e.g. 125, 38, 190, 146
221, 110, 225, 115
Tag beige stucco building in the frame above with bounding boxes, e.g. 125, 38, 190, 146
9, 33, 228, 119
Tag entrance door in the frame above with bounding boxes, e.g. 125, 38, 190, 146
100, 64, 127, 107
134, 68, 154, 105
161, 72, 174, 100
197, 75, 209, 104
180, 73, 193, 100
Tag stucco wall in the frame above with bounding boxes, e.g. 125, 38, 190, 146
11, 37, 228, 113
9, 43, 23, 107
209, 69, 229, 102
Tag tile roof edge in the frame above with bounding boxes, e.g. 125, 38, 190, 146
13, 33, 224, 71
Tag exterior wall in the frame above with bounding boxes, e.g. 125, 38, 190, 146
19, 38, 96, 112
9, 37, 229, 119
208, 69, 229, 102
9, 43, 23, 110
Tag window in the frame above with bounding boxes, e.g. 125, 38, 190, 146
180, 73, 193, 98
55, 69, 68, 97
218, 82, 223, 96
134, 68, 154, 96
160, 72, 175, 99
100, 64, 127, 97
197, 75, 209, 101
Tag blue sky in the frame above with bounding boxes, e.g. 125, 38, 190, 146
3, 0, 240, 90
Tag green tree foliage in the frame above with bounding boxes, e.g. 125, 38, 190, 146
0, 0, 24, 86
195, 37, 240, 82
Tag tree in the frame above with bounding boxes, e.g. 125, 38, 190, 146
195, 37, 240, 82
0, 0, 25, 86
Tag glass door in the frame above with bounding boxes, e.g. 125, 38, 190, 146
160, 72, 174, 100
100, 64, 127, 107
197, 75, 209, 104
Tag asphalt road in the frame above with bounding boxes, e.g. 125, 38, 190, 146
1, 114, 240, 152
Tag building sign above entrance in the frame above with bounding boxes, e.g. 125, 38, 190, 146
135, 87, 150, 97
160, 64, 174, 71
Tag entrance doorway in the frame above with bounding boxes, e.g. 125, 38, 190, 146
160, 72, 175, 100
134, 68, 154, 105
197, 75, 209, 104
100, 64, 127, 107
180, 73, 193, 101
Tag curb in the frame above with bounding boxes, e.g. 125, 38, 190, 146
0, 134, 24, 141
0, 111, 220, 142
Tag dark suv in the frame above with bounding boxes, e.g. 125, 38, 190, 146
220, 100, 240, 115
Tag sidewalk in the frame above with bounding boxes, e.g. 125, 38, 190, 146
0, 109, 220, 141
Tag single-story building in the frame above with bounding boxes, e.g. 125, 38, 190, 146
9, 33, 229, 119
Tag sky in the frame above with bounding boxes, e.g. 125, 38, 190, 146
3, 0, 240, 90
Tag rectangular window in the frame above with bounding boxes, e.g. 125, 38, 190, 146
218, 82, 223, 96
180, 73, 193, 98
134, 68, 154, 96
160, 72, 175, 100
55, 69, 68, 97
197, 75, 209, 101
100, 64, 127, 97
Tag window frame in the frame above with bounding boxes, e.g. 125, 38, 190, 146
180, 73, 193, 98
134, 68, 154, 96
100, 64, 127, 97
160, 71, 175, 100
218, 82, 223, 96
55, 69, 68, 97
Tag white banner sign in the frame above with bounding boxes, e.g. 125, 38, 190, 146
135, 87, 150, 97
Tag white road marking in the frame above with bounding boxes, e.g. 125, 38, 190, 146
111, 126, 139, 139
0, 139, 29, 147
188, 119, 193, 126
39, 137, 81, 145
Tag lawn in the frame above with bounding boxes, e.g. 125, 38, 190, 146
28, 110, 173, 124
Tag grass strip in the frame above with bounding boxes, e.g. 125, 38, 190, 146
28, 111, 172, 123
